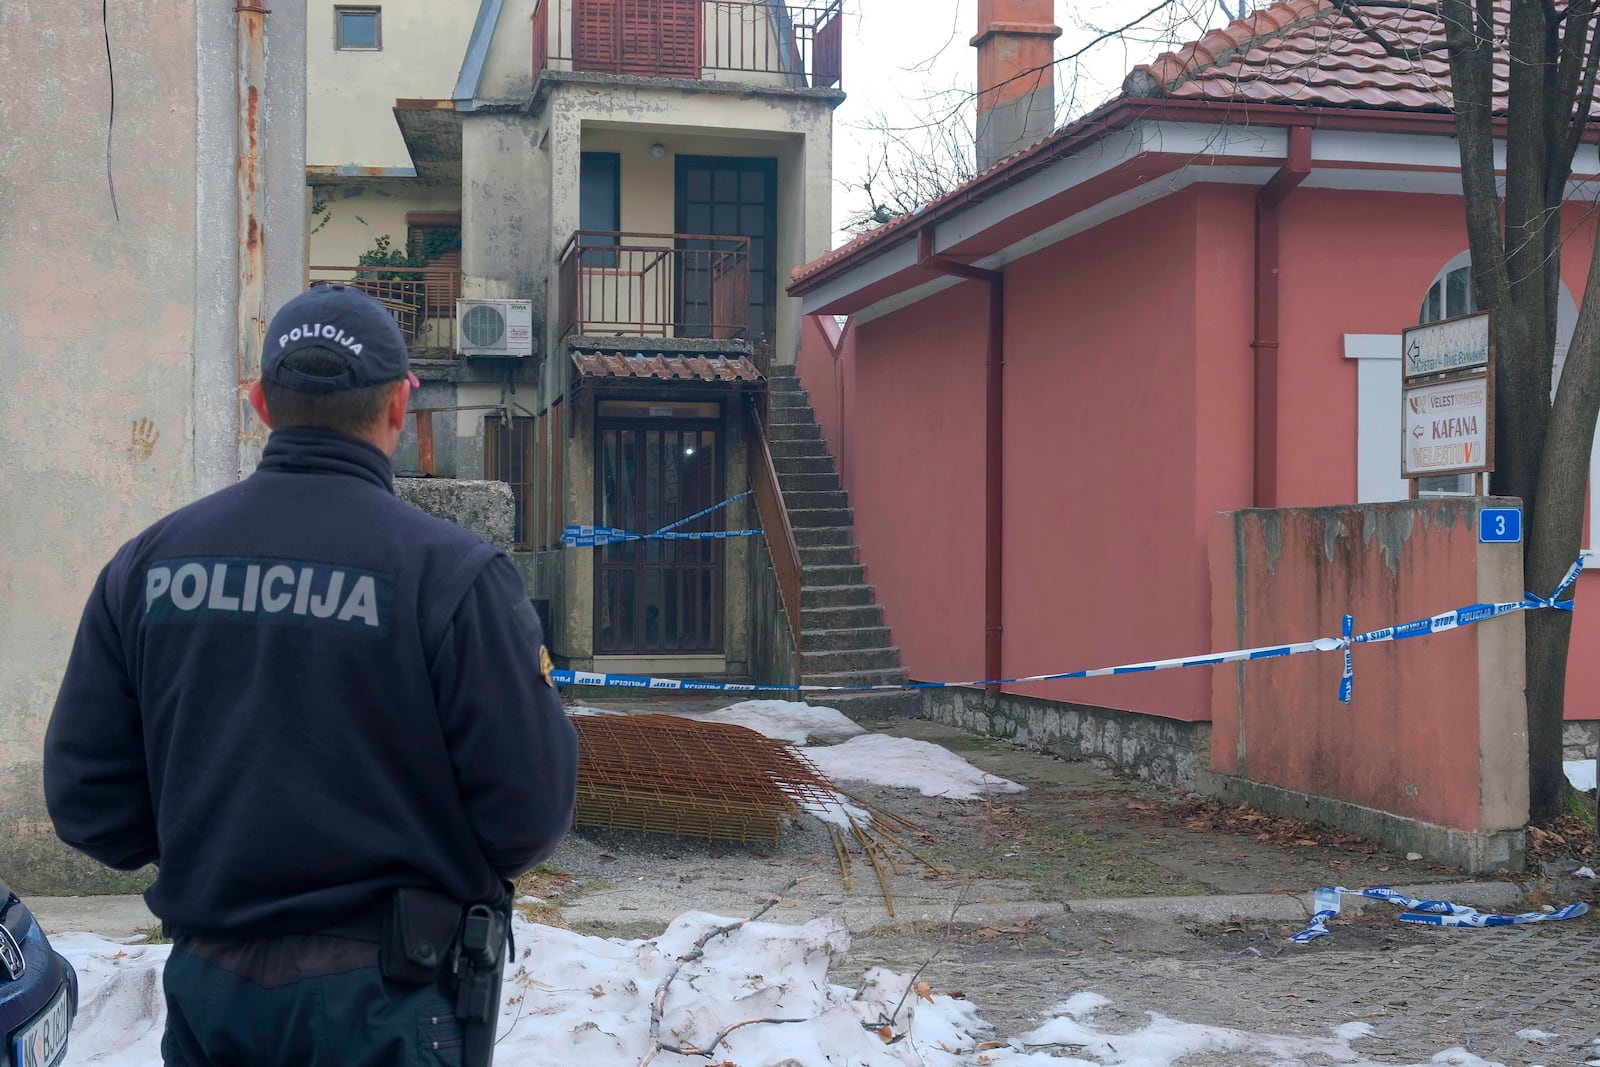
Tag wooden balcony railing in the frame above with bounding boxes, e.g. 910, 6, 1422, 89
746, 398, 803, 655
557, 231, 749, 341
534, 0, 842, 88
307, 264, 463, 352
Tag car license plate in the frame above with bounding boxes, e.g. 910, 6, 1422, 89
12, 985, 70, 1067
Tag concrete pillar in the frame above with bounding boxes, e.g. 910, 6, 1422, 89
972, 0, 1062, 171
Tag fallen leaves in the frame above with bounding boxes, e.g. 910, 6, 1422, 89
1132, 797, 1382, 854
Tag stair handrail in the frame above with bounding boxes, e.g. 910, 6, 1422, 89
746, 396, 805, 658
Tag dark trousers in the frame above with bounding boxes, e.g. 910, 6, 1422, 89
161, 933, 465, 1066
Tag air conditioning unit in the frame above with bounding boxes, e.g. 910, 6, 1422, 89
457, 299, 535, 357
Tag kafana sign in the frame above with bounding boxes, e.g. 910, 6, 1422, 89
1402, 312, 1491, 379
1403, 373, 1492, 478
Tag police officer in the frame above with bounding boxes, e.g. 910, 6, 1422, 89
43, 283, 578, 1066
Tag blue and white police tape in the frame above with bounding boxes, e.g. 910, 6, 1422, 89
563, 491, 760, 548
561, 525, 765, 548
551, 558, 1583, 693
1291, 886, 1588, 943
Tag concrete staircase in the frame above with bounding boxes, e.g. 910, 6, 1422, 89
766, 366, 920, 719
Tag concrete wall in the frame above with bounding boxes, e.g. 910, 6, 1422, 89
307, 0, 475, 169
850, 282, 990, 686
395, 478, 516, 550
1206, 501, 1528, 870
1, 1, 304, 892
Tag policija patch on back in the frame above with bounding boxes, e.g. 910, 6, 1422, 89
142, 557, 393, 635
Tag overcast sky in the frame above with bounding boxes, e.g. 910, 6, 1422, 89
828, 0, 1235, 240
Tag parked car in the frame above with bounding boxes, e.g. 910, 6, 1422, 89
0, 874, 76, 1067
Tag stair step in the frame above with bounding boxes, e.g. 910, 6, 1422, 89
771, 454, 838, 476
768, 404, 816, 422
769, 422, 822, 442
769, 439, 834, 460
801, 602, 885, 628
805, 690, 923, 721
792, 525, 855, 548
799, 625, 893, 652
783, 489, 849, 511
777, 472, 840, 492
802, 563, 864, 586
768, 390, 811, 407
798, 544, 857, 566
801, 584, 875, 608
801, 646, 901, 674
800, 667, 909, 688
787, 507, 853, 529
768, 378, 804, 394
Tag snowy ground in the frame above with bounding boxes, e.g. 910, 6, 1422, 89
50, 702, 1574, 1066
57, 914, 1548, 1067
1566, 759, 1597, 792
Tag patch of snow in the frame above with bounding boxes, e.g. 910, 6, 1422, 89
800, 733, 1025, 799
1564, 759, 1596, 792
680, 700, 868, 745
1517, 1028, 1556, 1043
54, 912, 1524, 1067
1576, 867, 1597, 879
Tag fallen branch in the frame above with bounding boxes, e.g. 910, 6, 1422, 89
659, 1016, 811, 1059
638, 875, 811, 1067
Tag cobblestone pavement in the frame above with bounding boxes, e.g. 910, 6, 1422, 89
847, 917, 1600, 1065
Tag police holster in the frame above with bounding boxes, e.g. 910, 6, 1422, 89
380, 886, 512, 1067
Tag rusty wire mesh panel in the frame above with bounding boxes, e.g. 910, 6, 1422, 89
572, 714, 845, 845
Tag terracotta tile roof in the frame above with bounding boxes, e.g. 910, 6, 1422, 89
570, 351, 765, 384
791, 0, 1549, 293
1123, 0, 1504, 112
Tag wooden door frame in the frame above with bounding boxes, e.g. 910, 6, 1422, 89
592, 414, 728, 655
674, 155, 779, 339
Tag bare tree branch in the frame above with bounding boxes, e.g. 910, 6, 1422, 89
637, 876, 810, 1067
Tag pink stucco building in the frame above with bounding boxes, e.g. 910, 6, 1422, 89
790, 0, 1600, 757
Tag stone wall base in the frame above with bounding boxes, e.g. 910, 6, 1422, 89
1564, 720, 1600, 761
921, 688, 1209, 789
1197, 770, 1525, 873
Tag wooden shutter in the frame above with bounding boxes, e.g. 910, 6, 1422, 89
574, 0, 620, 72
657, 0, 699, 77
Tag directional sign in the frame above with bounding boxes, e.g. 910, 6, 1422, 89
1479, 507, 1522, 544
1403, 373, 1492, 478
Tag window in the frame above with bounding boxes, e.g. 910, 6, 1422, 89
336, 7, 381, 50
579, 153, 621, 267
1415, 254, 1479, 496
485, 416, 537, 549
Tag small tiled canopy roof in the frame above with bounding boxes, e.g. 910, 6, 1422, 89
571, 351, 765, 384
1124, 0, 1527, 113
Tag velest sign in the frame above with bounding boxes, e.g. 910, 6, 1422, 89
1402, 312, 1491, 378
1403, 374, 1491, 477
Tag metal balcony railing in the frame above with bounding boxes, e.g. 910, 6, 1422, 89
534, 0, 842, 88
557, 231, 750, 341
307, 264, 463, 353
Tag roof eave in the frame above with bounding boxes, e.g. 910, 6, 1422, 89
789, 97, 1492, 302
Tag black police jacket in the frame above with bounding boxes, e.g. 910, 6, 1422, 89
43, 428, 578, 938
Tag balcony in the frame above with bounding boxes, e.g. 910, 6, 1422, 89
558, 231, 750, 343
533, 0, 843, 89
308, 263, 463, 353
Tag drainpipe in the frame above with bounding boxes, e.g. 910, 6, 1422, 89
1252, 125, 1312, 508
237, 3, 270, 478
918, 229, 1005, 698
